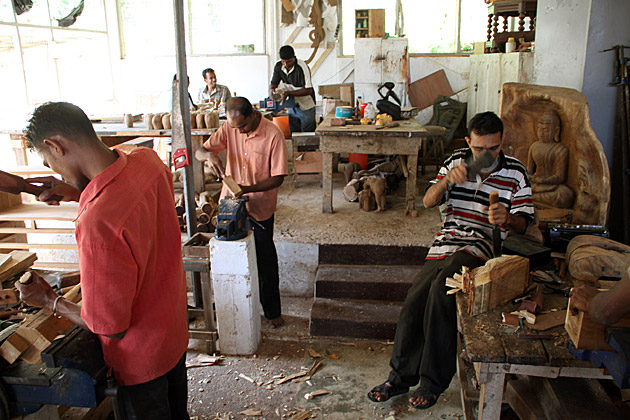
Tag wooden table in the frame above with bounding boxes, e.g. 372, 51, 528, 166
315, 118, 429, 216
456, 293, 611, 420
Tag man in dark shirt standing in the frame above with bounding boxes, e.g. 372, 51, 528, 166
269, 45, 316, 133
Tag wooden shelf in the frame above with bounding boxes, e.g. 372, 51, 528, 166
355, 9, 385, 38
0, 203, 78, 222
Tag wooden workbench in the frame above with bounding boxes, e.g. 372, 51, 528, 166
315, 118, 429, 216
456, 292, 611, 420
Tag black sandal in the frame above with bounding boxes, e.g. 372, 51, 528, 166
409, 385, 438, 410
367, 381, 409, 402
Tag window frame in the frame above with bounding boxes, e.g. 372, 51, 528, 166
0, 0, 112, 107
117, 0, 267, 59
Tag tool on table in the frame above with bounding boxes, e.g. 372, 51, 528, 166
375, 122, 400, 130
489, 191, 502, 258
376, 82, 402, 120
215, 196, 249, 241
330, 118, 361, 127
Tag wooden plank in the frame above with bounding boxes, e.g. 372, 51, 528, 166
311, 47, 333, 75
408, 70, 454, 110
500, 329, 547, 365
504, 378, 547, 420
529, 376, 623, 420
0, 250, 36, 282
0, 243, 77, 250
565, 295, 630, 351
0, 203, 78, 221
0, 227, 75, 234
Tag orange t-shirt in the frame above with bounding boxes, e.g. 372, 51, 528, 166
77, 148, 188, 386
203, 114, 288, 221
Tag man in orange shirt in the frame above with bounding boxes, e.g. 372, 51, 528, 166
15, 102, 190, 419
196, 97, 288, 328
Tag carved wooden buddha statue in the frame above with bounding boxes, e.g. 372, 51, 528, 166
526, 109, 574, 209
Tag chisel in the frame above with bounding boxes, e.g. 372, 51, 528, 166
489, 191, 501, 258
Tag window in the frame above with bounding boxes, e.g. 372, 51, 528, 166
0, 0, 113, 125
341, 0, 488, 55
119, 0, 265, 58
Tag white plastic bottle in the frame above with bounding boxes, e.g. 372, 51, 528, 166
505, 37, 516, 53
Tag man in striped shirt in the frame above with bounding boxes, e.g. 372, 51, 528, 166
368, 112, 534, 410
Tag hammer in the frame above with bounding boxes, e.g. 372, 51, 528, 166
489, 191, 502, 258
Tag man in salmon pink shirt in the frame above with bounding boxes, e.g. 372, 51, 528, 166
15, 102, 190, 420
196, 97, 288, 328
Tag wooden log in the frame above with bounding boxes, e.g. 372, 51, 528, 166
198, 191, 216, 215
342, 179, 359, 202
196, 113, 206, 129
152, 113, 164, 130
468, 255, 530, 316
175, 194, 185, 216
565, 296, 630, 350
162, 113, 172, 130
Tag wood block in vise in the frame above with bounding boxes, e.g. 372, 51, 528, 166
222, 175, 243, 198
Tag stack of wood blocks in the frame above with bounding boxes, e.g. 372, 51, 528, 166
0, 250, 81, 365
175, 190, 219, 233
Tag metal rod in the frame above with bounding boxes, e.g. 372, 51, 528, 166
172, 0, 196, 239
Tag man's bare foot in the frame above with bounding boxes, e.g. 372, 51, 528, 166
269, 316, 284, 329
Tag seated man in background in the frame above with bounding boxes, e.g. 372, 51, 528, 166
198, 67, 232, 105
269, 45, 316, 133
16, 102, 190, 419
570, 267, 630, 325
367, 112, 534, 410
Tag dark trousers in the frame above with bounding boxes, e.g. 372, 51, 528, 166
249, 215, 282, 320
388, 252, 484, 395
118, 353, 189, 420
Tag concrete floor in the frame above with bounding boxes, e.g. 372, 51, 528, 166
185, 296, 467, 420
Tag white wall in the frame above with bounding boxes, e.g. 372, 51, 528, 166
534, 0, 591, 90
534, 0, 630, 170
581, 0, 630, 166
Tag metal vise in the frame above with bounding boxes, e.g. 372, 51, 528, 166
215, 196, 249, 241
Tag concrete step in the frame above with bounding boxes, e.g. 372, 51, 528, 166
309, 298, 403, 340
319, 244, 428, 266
315, 264, 421, 302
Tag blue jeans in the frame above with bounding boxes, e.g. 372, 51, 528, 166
288, 104, 316, 133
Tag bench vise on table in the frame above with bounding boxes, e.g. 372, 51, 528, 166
1, 326, 112, 417
215, 196, 249, 241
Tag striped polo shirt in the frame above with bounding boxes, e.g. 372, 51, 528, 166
426, 148, 535, 261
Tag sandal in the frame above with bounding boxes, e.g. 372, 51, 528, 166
409, 385, 439, 410
367, 381, 409, 402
